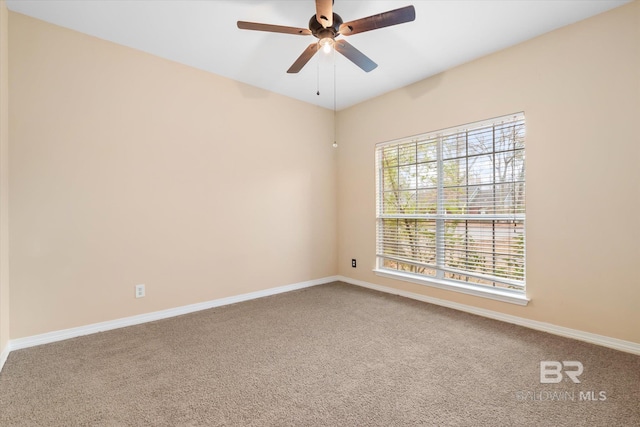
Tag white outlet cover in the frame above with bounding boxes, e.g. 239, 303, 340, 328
135, 284, 145, 298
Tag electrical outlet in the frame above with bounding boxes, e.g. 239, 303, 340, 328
352, 259, 357, 268
135, 284, 145, 298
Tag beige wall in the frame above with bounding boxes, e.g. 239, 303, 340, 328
0, 0, 9, 354
9, 12, 337, 338
338, 1, 640, 343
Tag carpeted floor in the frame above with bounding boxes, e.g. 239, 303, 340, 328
0, 282, 638, 426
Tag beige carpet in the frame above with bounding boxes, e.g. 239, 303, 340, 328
0, 282, 638, 426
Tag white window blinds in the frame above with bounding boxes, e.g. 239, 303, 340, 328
375, 113, 525, 292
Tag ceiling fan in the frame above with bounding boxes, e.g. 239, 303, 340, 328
237, 0, 416, 73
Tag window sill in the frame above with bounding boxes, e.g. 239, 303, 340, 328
373, 269, 529, 306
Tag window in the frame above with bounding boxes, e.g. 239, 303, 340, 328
375, 113, 527, 304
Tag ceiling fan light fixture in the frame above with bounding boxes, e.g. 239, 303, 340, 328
238, 3, 416, 73
319, 37, 334, 54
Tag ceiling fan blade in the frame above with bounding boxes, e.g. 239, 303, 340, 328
334, 39, 377, 72
315, 0, 333, 28
237, 21, 312, 36
339, 5, 416, 36
287, 43, 320, 73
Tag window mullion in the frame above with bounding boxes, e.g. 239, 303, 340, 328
492, 125, 497, 286
436, 135, 445, 279
465, 130, 469, 282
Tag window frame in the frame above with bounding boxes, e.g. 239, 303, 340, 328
374, 113, 528, 306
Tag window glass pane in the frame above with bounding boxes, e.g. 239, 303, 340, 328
378, 219, 398, 254
416, 266, 437, 276
382, 258, 398, 270
398, 165, 417, 190
494, 183, 516, 214
467, 154, 493, 186
415, 220, 437, 264
382, 192, 398, 214
382, 190, 415, 214
442, 133, 466, 159
443, 187, 466, 214
513, 151, 525, 181
467, 185, 493, 215
383, 167, 398, 192
444, 271, 496, 287
398, 144, 416, 165
494, 150, 525, 184
495, 122, 525, 152
383, 219, 437, 269
417, 162, 437, 189
444, 220, 495, 281
494, 220, 525, 282
417, 139, 437, 163
443, 158, 466, 187
468, 127, 493, 156
396, 261, 436, 276
514, 182, 525, 213
382, 146, 398, 167
417, 189, 437, 214
514, 123, 525, 149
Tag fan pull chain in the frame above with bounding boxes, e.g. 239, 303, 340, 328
333, 46, 338, 148
316, 48, 321, 95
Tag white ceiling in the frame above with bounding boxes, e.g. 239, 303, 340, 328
6, 0, 630, 110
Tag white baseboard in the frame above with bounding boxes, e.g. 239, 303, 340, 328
3, 274, 636, 375
337, 275, 640, 356
7, 276, 340, 355
0, 343, 9, 373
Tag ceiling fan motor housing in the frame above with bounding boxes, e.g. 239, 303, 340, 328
309, 13, 343, 39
